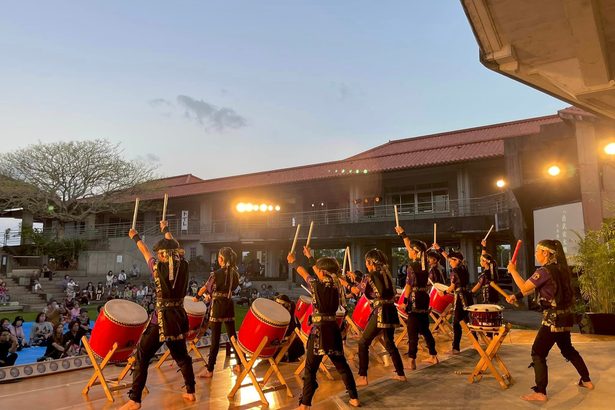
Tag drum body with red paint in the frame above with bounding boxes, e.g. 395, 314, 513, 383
466, 304, 504, 331
183, 296, 207, 339
238, 298, 290, 358
429, 283, 454, 314
351, 295, 373, 331
89, 299, 149, 362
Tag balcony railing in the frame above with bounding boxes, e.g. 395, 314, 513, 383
47, 193, 507, 240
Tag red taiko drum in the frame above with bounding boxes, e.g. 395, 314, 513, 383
89, 299, 149, 362
295, 295, 313, 321
183, 296, 206, 339
429, 283, 454, 314
395, 293, 408, 321
352, 295, 373, 331
466, 304, 504, 331
238, 298, 290, 358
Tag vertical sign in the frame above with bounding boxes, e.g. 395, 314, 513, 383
181, 210, 189, 231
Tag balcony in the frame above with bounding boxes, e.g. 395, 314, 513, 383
47, 193, 508, 243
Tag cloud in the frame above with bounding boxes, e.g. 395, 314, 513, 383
177, 95, 247, 131
136, 153, 161, 164
149, 98, 173, 108
338, 83, 352, 101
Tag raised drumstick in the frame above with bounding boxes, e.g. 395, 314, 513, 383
290, 224, 301, 254
510, 240, 522, 264
306, 221, 314, 247
342, 246, 348, 275
490, 282, 519, 307
346, 246, 353, 273
131, 198, 140, 230
394, 205, 400, 227
162, 193, 168, 221
483, 225, 494, 242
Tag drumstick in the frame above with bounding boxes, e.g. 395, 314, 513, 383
433, 223, 437, 245
306, 221, 314, 247
342, 246, 348, 275
428, 278, 435, 287
346, 246, 353, 273
131, 197, 140, 230
394, 205, 400, 227
290, 224, 301, 253
490, 282, 519, 307
301, 284, 312, 295
483, 225, 494, 242
510, 240, 522, 264
162, 193, 168, 221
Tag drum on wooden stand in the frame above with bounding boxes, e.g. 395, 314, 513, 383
183, 296, 207, 339
351, 295, 373, 331
429, 283, 454, 314
466, 304, 504, 331
238, 298, 290, 358
89, 299, 149, 362
295, 295, 313, 322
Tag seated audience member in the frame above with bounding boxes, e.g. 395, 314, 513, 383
63, 320, 84, 356
78, 308, 91, 336
0, 281, 8, 303
30, 312, 54, 346
0, 329, 18, 367
12, 316, 29, 350
37, 324, 65, 361
42, 264, 54, 280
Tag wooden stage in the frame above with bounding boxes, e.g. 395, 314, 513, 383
3, 328, 610, 409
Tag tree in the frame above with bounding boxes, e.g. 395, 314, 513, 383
0, 139, 158, 236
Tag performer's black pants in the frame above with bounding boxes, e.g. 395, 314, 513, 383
128, 324, 195, 403
300, 334, 358, 406
358, 315, 404, 377
207, 320, 237, 372
407, 312, 437, 359
452, 302, 468, 351
531, 325, 591, 395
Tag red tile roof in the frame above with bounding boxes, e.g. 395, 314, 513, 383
136, 113, 565, 201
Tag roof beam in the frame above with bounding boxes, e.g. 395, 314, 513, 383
564, 0, 611, 86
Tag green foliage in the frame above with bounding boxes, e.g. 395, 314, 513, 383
574, 220, 615, 314
21, 227, 87, 267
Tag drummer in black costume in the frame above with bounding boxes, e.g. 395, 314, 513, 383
122, 221, 196, 410
287, 247, 359, 409
195, 247, 240, 378
506, 239, 594, 402
432, 243, 473, 354
427, 249, 446, 284
349, 249, 406, 386
471, 239, 500, 304
395, 226, 438, 369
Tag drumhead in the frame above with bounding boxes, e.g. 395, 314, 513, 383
466, 303, 503, 312
433, 283, 448, 292
104, 299, 148, 325
184, 296, 207, 315
251, 298, 290, 326
298, 295, 313, 305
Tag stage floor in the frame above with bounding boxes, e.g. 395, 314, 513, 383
1, 329, 613, 409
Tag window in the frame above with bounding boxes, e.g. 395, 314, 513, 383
390, 186, 449, 214
189, 247, 197, 261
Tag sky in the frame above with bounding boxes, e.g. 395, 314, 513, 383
0, 1, 567, 183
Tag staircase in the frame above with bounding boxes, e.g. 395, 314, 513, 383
4, 276, 47, 311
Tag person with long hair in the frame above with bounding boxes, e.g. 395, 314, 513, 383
395, 226, 438, 370
195, 246, 240, 378
432, 243, 473, 354
507, 239, 594, 402
471, 239, 500, 304
351, 248, 406, 386
121, 220, 196, 410
288, 247, 359, 409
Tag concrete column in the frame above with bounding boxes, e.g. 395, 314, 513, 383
575, 121, 603, 230
460, 237, 477, 282
349, 184, 360, 223
456, 167, 470, 216
20, 211, 34, 245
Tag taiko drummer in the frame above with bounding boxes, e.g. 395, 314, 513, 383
121, 221, 196, 409
288, 246, 359, 409
395, 225, 438, 369
432, 243, 473, 355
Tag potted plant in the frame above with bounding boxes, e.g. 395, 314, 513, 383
573, 220, 615, 335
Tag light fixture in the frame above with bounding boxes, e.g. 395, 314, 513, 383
374, 196, 382, 203
547, 165, 561, 177
604, 142, 615, 156
275, 205, 281, 211
353, 199, 361, 205
496, 179, 506, 188
259, 204, 267, 212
